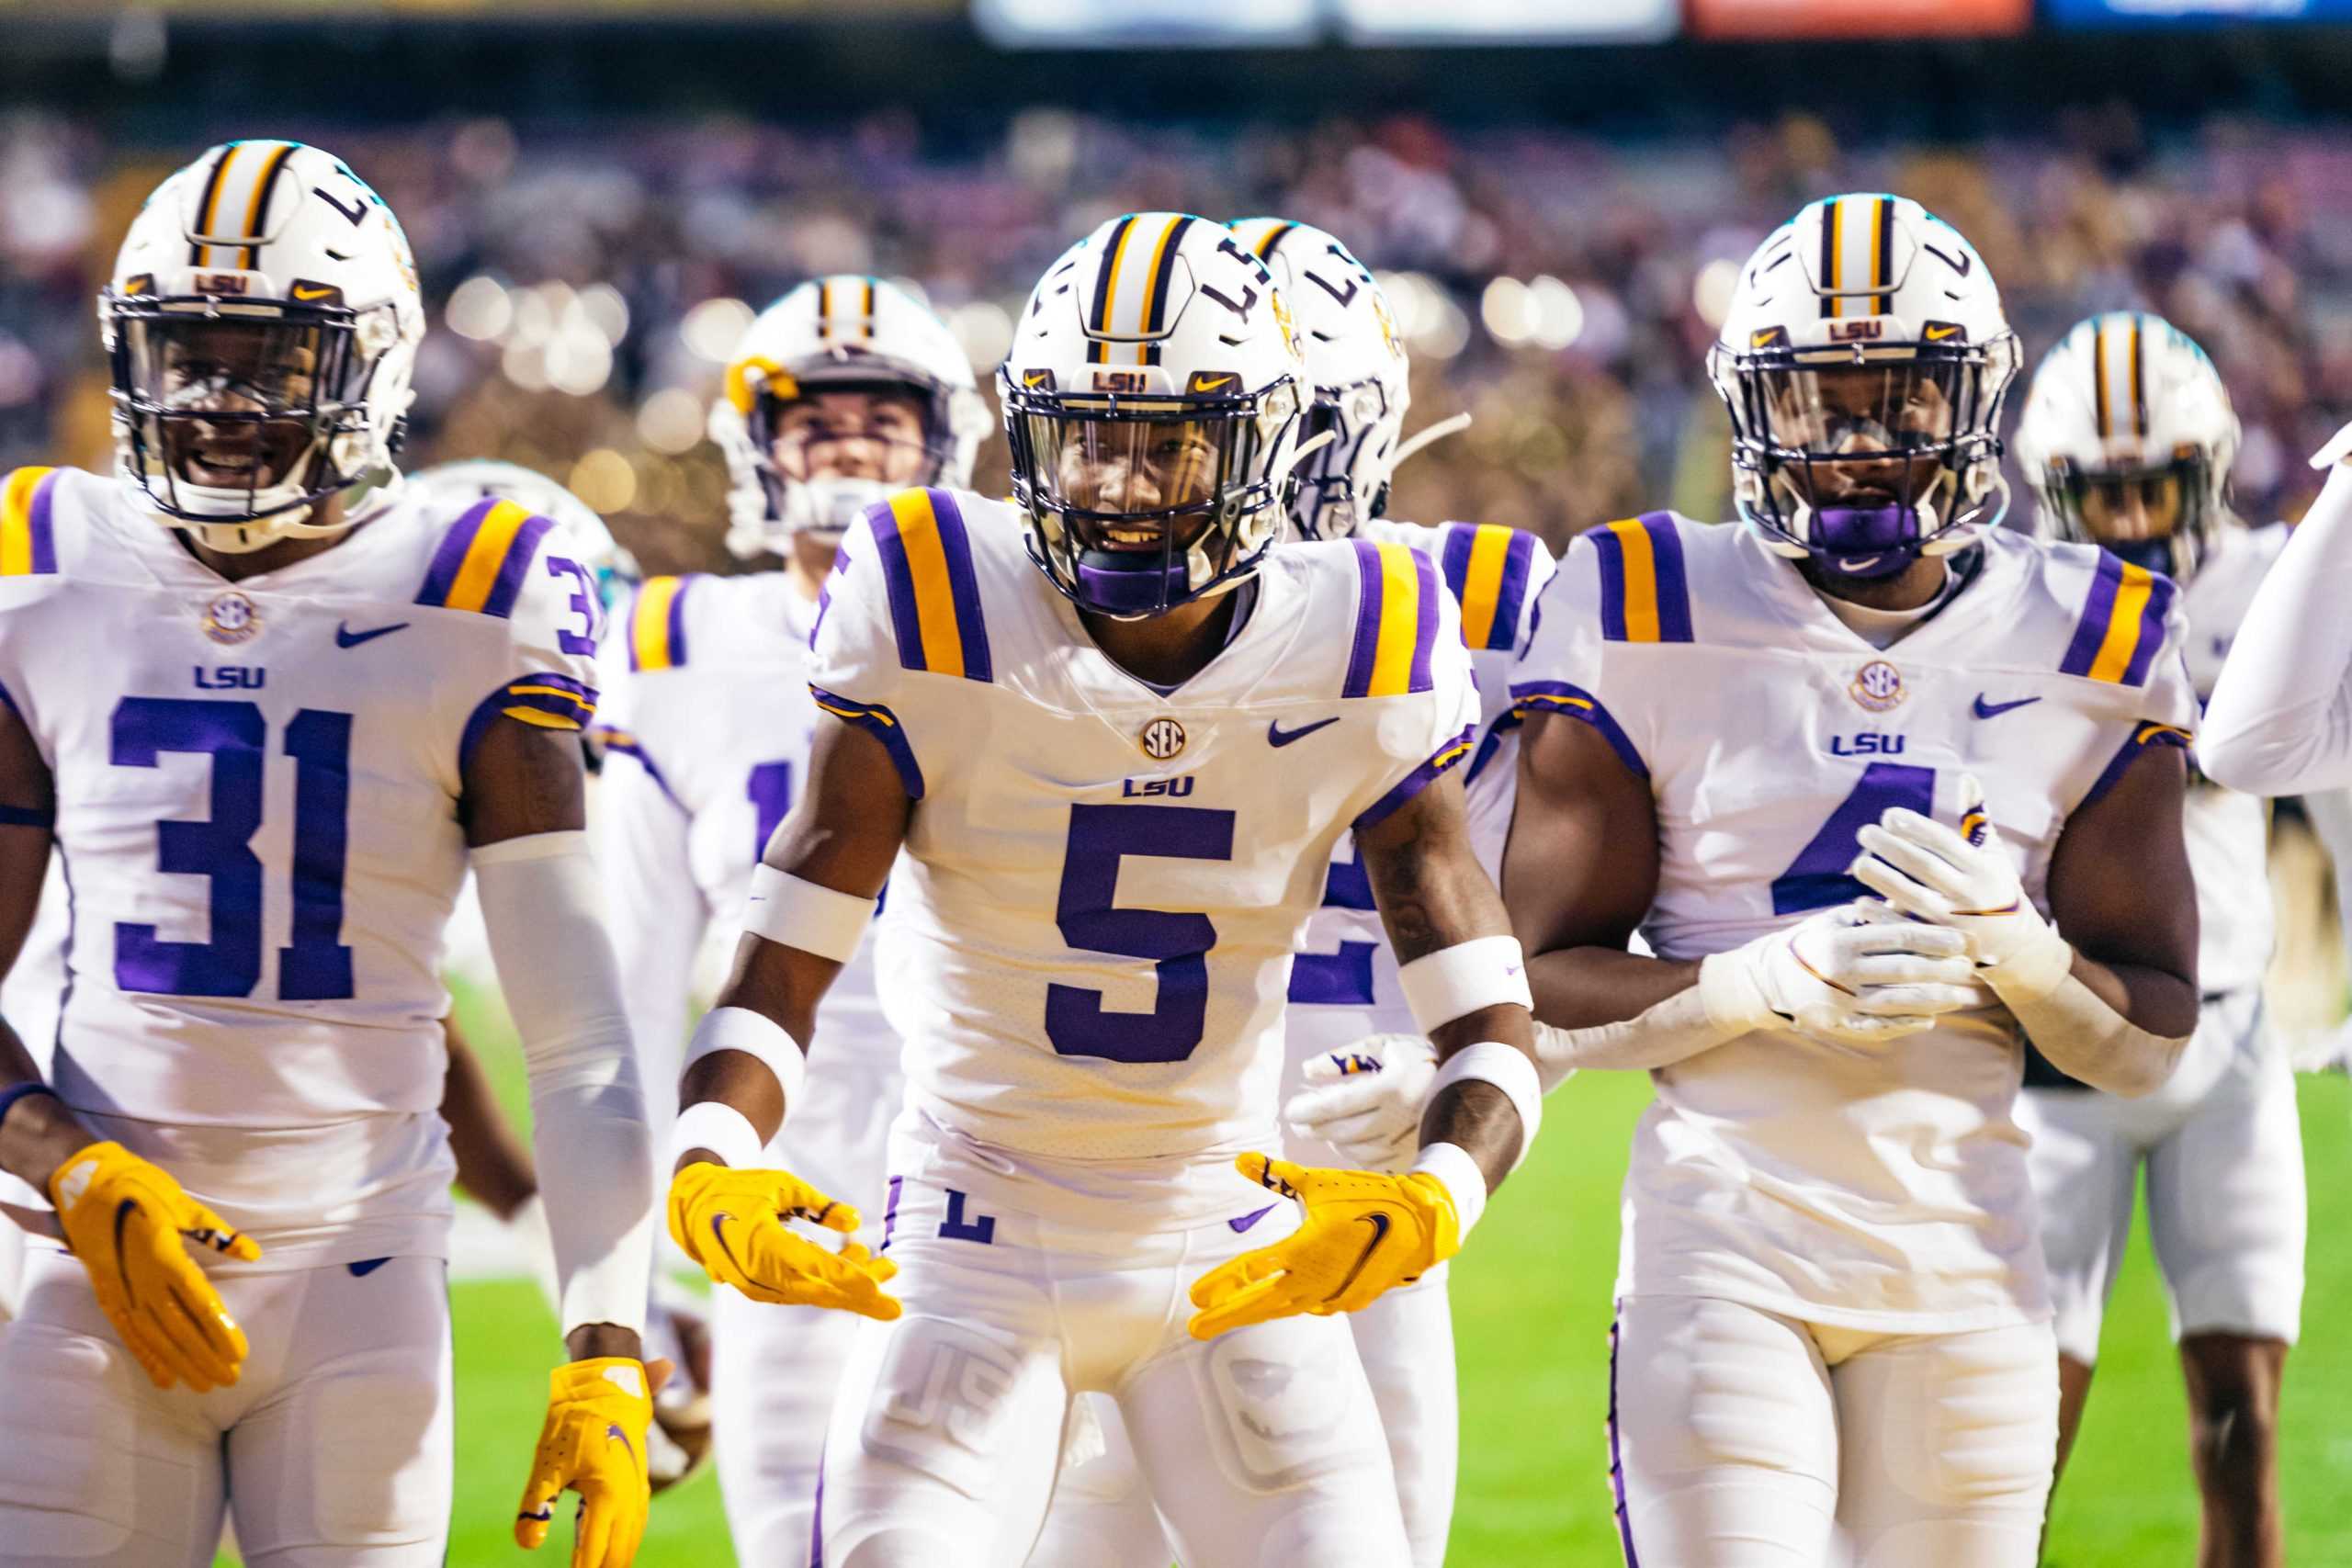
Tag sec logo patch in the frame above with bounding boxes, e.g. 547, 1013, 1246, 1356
201, 591, 263, 647
1849, 660, 1905, 713
1139, 717, 1186, 761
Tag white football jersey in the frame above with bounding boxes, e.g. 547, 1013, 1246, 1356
592, 570, 897, 1123
1284, 518, 1553, 1059
0, 465, 604, 1269
1517, 512, 2198, 1331
815, 488, 1477, 1196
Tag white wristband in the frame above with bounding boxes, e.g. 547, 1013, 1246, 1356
743, 863, 876, 964
1396, 935, 1534, 1033
684, 1006, 808, 1122
1409, 1141, 1488, 1240
669, 1101, 763, 1171
1427, 1041, 1543, 1171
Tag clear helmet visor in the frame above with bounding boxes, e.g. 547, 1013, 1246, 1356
2071, 467, 2188, 543
753, 381, 950, 540
1759, 360, 1964, 510
120, 313, 363, 507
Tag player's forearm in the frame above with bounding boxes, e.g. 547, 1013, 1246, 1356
2201, 462, 2352, 795
1992, 952, 2195, 1099
1520, 944, 1747, 1083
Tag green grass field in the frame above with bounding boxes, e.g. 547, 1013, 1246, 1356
437, 986, 2352, 1566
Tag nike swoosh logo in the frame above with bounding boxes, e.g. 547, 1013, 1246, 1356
605, 1422, 639, 1475
290, 284, 336, 300
335, 620, 409, 649
1326, 1213, 1391, 1304
1229, 1204, 1277, 1234
1023, 371, 1050, 387
1972, 694, 2041, 720
1924, 323, 1962, 341
1268, 716, 1340, 748
1195, 374, 1238, 390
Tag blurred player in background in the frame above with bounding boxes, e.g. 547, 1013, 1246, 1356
0, 142, 657, 1567
1502, 196, 2199, 1566
592, 276, 986, 1563
662, 212, 1542, 1568
2012, 315, 2301, 1568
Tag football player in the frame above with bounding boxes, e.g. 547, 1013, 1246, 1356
1029, 218, 1551, 1568
2011, 315, 2299, 1568
0, 142, 656, 1567
660, 213, 1540, 1568
1500, 197, 2199, 1565
592, 276, 986, 1562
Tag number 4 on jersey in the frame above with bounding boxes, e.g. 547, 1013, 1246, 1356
1770, 761, 1935, 916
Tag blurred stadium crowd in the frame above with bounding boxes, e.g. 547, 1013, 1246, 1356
3, 105, 2348, 573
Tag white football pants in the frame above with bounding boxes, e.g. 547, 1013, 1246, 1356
0, 1251, 451, 1567
811, 1133, 1411, 1568
1609, 1293, 2055, 1568
2018, 987, 2304, 1364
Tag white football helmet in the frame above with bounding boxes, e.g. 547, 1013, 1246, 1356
1001, 212, 1310, 617
407, 458, 641, 610
711, 276, 987, 560
2014, 311, 2240, 583
100, 140, 424, 552
1710, 194, 2020, 579
1227, 217, 1412, 540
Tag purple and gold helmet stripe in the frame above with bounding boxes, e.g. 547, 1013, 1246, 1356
1586, 513, 1692, 645
2128, 315, 2149, 438
0, 468, 59, 578
1341, 539, 1442, 700
1086, 215, 1140, 366
1255, 220, 1300, 261
627, 575, 695, 672
808, 684, 926, 798
1440, 522, 1537, 652
237, 142, 300, 270
1510, 679, 1647, 779
2084, 720, 2194, 806
2060, 551, 2175, 686
1353, 722, 1476, 832
1137, 215, 1196, 366
1871, 195, 1894, 302
2091, 319, 2113, 439
867, 489, 992, 682
415, 498, 555, 619
188, 141, 300, 270
188, 143, 239, 267
1819, 197, 1842, 320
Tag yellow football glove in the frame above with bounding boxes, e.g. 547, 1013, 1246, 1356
47, 1140, 260, 1392
515, 1358, 658, 1568
665, 1161, 900, 1319
1188, 1154, 1460, 1341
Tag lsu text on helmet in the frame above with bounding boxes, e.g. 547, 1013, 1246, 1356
1710, 193, 2020, 581
2014, 311, 2241, 584
1001, 212, 1310, 618
1227, 217, 1412, 541
100, 140, 424, 554
711, 276, 987, 561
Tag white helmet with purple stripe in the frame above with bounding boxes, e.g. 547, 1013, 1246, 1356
1709, 194, 2019, 580
1001, 212, 1311, 619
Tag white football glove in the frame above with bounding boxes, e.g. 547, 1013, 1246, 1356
1281, 1036, 1438, 1173
1702, 902, 1980, 1048
1849, 773, 2075, 1001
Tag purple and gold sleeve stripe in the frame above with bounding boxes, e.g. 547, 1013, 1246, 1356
0, 468, 59, 578
589, 725, 683, 808
1341, 540, 1442, 700
458, 672, 599, 774
1353, 724, 1476, 833
628, 575, 695, 672
1583, 513, 1692, 645
809, 685, 925, 799
1510, 679, 1648, 779
415, 498, 556, 618
1440, 523, 1539, 652
2059, 552, 2176, 687
2084, 720, 2193, 807
867, 489, 992, 682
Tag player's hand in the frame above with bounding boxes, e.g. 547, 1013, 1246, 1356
1281, 1036, 1437, 1173
1850, 774, 2073, 997
514, 1356, 668, 1567
1188, 1154, 1458, 1339
1709, 903, 1979, 1047
665, 1161, 899, 1320
47, 1140, 260, 1392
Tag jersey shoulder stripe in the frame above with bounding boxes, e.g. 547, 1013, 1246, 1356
1438, 522, 1540, 651
590, 728, 682, 807
458, 671, 600, 773
628, 575, 697, 671
1510, 678, 1647, 778
867, 487, 992, 682
2057, 548, 2177, 686
0, 468, 61, 578
808, 684, 925, 799
1341, 537, 1442, 698
415, 497, 555, 617
2084, 719, 2194, 806
1583, 512, 1692, 644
